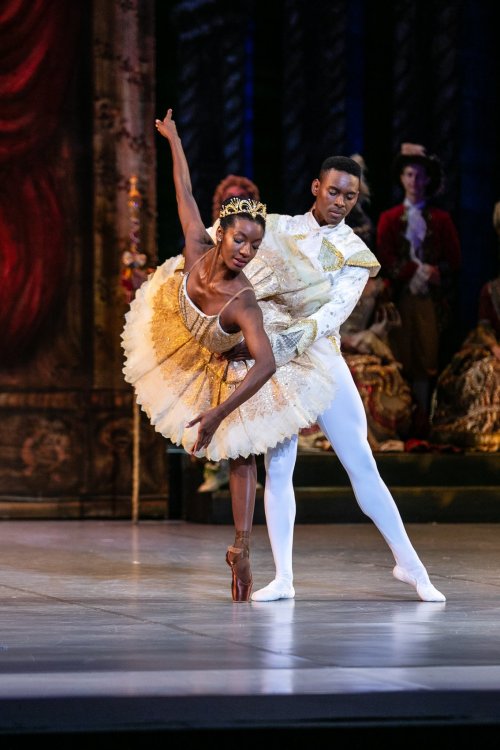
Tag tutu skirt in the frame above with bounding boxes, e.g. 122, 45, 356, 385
122, 243, 336, 460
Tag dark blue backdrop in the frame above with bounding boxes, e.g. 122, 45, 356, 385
156, 0, 499, 341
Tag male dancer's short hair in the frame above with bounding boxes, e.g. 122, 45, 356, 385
319, 156, 362, 180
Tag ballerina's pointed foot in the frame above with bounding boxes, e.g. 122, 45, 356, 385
393, 565, 446, 602
226, 545, 253, 602
251, 579, 295, 602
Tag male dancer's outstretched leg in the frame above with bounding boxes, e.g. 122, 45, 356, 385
252, 356, 445, 603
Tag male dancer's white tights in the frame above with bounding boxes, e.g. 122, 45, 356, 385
256, 356, 445, 602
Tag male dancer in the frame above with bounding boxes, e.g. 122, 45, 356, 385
226, 156, 446, 603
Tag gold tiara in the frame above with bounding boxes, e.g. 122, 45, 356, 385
219, 197, 267, 220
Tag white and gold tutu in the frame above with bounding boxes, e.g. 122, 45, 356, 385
121, 236, 335, 460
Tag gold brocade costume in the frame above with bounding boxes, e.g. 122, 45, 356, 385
121, 240, 336, 460
430, 322, 500, 452
344, 352, 413, 448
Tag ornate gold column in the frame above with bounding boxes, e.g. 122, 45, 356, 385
0, 0, 169, 518
93, 0, 157, 389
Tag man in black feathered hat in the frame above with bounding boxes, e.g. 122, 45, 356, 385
376, 144, 461, 438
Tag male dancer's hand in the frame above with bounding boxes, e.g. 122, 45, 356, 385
220, 341, 251, 361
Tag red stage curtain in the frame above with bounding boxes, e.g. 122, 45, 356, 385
0, 0, 81, 362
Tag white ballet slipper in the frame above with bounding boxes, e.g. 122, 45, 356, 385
251, 579, 295, 602
393, 565, 446, 602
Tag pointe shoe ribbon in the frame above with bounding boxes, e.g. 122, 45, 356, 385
393, 565, 446, 602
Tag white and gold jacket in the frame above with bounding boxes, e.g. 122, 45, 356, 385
262, 212, 381, 365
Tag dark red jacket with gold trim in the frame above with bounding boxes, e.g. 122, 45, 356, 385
376, 203, 461, 303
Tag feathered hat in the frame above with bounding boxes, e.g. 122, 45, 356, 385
393, 143, 444, 197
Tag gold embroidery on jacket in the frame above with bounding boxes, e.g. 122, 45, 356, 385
318, 238, 344, 271
346, 248, 381, 270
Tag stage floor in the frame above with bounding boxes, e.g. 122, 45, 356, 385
1, 519, 500, 745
